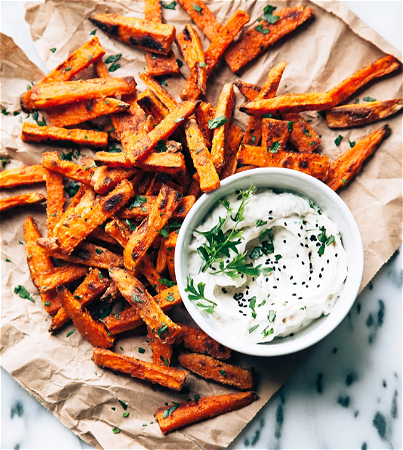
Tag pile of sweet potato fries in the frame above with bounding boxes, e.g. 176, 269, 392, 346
1, 0, 401, 436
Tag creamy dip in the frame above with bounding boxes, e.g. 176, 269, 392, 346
187, 187, 348, 344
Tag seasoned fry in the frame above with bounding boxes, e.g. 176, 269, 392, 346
46, 98, 130, 128
53, 179, 133, 254
177, 323, 231, 360
327, 55, 401, 106
104, 218, 132, 247
49, 268, 110, 332
234, 80, 262, 102
137, 90, 170, 122
178, 353, 254, 390
89, 14, 176, 55
326, 124, 391, 191
148, 327, 173, 366
87, 227, 119, 246
326, 99, 403, 128
156, 391, 258, 434
156, 237, 168, 273
91, 166, 138, 194
30, 77, 136, 109
284, 113, 320, 153
39, 264, 89, 294
221, 123, 245, 180
261, 119, 290, 151
22, 123, 108, 148
0, 193, 45, 212
104, 285, 181, 334
93, 348, 188, 391
21, 37, 105, 112
23, 217, 62, 315
165, 231, 178, 283
139, 72, 178, 111
211, 84, 236, 171
224, 5, 314, 72
41, 152, 95, 185
184, 117, 220, 192
58, 285, 114, 348
195, 102, 214, 149
109, 268, 182, 344
135, 152, 187, 175
146, 174, 184, 196
237, 145, 329, 181
180, 11, 250, 100
0, 165, 46, 188
44, 170, 64, 236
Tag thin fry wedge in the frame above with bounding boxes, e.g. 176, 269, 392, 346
261, 118, 290, 151
0, 193, 45, 212
0, 165, 46, 188
91, 166, 138, 194
195, 102, 214, 149
137, 89, 170, 122
139, 72, 178, 111
39, 264, 89, 294
41, 152, 95, 185
44, 170, 64, 236
221, 123, 245, 180
156, 237, 168, 273
234, 80, 262, 102
148, 327, 173, 366
284, 113, 320, 153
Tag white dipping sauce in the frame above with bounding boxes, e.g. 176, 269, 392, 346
188, 188, 348, 344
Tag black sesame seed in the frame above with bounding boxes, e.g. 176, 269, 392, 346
222, 288, 227, 293
309, 277, 312, 281
293, 282, 297, 285
316, 224, 319, 228
296, 254, 299, 258
290, 276, 293, 280
321, 268, 324, 272
310, 235, 317, 241
283, 265, 286, 269
335, 254, 338, 257
243, 313, 247, 316
273, 286, 277, 289
239, 310, 243, 313
301, 261, 305, 265
305, 244, 309, 248
265, 278, 269, 282
269, 217, 273, 220
245, 290, 249, 295
284, 222, 287, 226
300, 225, 303, 230
284, 240, 287, 244
252, 277, 255, 281
317, 284, 320, 288
269, 210, 273, 214
327, 260, 330, 264
292, 293, 296, 296
298, 233, 301, 237
300, 243, 304, 247
316, 243, 321, 247
298, 297, 302, 300
278, 268, 281, 272
302, 281, 305, 285
241, 274, 244, 278
319, 274, 322, 278
246, 286, 250, 289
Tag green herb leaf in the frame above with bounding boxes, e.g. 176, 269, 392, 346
249, 324, 259, 334
194, 394, 200, 404
263, 5, 279, 23
156, 139, 167, 153
129, 196, 147, 210
249, 296, 257, 319
348, 139, 355, 148
66, 329, 76, 337
255, 24, 270, 34
112, 427, 120, 434
219, 370, 226, 377
105, 53, 122, 64
125, 219, 136, 231
0, 157, 10, 168
185, 277, 216, 314
318, 244, 325, 256
193, 3, 203, 12
326, 235, 335, 246
287, 121, 294, 132
268, 310, 276, 322
163, 402, 179, 419
363, 96, 376, 102
342, 179, 348, 184
123, 412, 129, 417
118, 399, 128, 410
256, 219, 267, 228
275, 254, 282, 261
108, 62, 121, 72
14, 285, 34, 302
158, 278, 176, 287
65, 181, 80, 198
176, 58, 183, 67
161, 0, 176, 9
158, 323, 169, 338
262, 113, 272, 118
133, 294, 143, 303
262, 326, 274, 338
50, 47, 57, 53
95, 248, 103, 255
334, 135, 343, 146
138, 347, 145, 353
32, 110, 46, 126
107, 144, 122, 153
90, 29, 97, 35
208, 116, 227, 129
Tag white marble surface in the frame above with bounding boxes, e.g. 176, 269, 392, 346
1, 1, 402, 449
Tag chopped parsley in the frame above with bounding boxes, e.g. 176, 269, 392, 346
50, 48, 57, 53
161, 0, 176, 9
112, 427, 120, 434
208, 116, 227, 129
165, 292, 175, 302
95, 249, 103, 255
132, 294, 143, 303
156, 139, 167, 152
334, 135, 343, 146
219, 370, 226, 377
262, 326, 274, 338
194, 394, 200, 404
249, 296, 257, 319
256, 219, 267, 227
262, 113, 272, 118
255, 24, 270, 34
107, 144, 122, 153
268, 140, 280, 153
123, 412, 129, 417
193, 4, 203, 13
163, 402, 179, 419
263, 4, 279, 23
129, 196, 147, 210
125, 219, 136, 231
0, 157, 10, 168
64, 181, 80, 198
363, 96, 376, 102
66, 329, 75, 337
348, 139, 355, 148
118, 400, 128, 410
105, 53, 122, 64
108, 63, 121, 72
90, 29, 97, 35
176, 58, 183, 67
158, 324, 169, 338
199, 62, 206, 67
287, 121, 294, 132
138, 347, 145, 354
249, 324, 259, 334
158, 278, 176, 287
32, 110, 46, 126
268, 310, 276, 322
14, 285, 34, 302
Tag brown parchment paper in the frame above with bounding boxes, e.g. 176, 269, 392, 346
1, 1, 402, 449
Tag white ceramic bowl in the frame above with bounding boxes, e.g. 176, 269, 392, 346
175, 168, 364, 357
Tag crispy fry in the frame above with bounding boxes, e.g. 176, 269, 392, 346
23, 217, 62, 315
93, 152, 131, 168
221, 123, 245, 180
135, 152, 187, 175
237, 145, 329, 181
137, 90, 170, 122
0, 193, 45, 212
139, 72, 178, 111
104, 218, 132, 247
156, 237, 168, 273
57, 285, 114, 348
235, 165, 258, 173
284, 113, 320, 152
30, 77, 136, 109
184, 117, 220, 192
156, 391, 257, 434
123, 185, 182, 271
46, 98, 130, 128
177, 323, 231, 360
180, 11, 250, 100
234, 80, 262, 101
148, 327, 173, 366
21, 37, 105, 112
41, 152, 95, 185
178, 353, 254, 390
326, 99, 403, 128
165, 231, 178, 283
104, 285, 181, 334
39, 264, 89, 294
53, 179, 133, 254
109, 268, 182, 344
326, 124, 391, 191
195, 102, 214, 148
49, 268, 110, 332
89, 14, 176, 55
224, 5, 314, 72
327, 55, 401, 106
261, 119, 290, 151
146, 174, 184, 196
0, 165, 46, 188
177, 25, 206, 94
87, 226, 119, 246
91, 166, 138, 194
211, 84, 236, 171
93, 348, 188, 390
44, 170, 64, 236
22, 123, 108, 148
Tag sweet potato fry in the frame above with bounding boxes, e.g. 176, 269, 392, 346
165, 231, 178, 283
58, 285, 114, 348
30, 77, 136, 109
46, 98, 130, 128
0, 165, 46, 188
104, 285, 181, 334
326, 99, 403, 128
195, 102, 214, 149
156, 391, 258, 434
91, 166, 138, 194
21, 37, 105, 112
22, 123, 108, 148
176, 323, 231, 360
178, 353, 254, 390
23, 217, 62, 315
148, 327, 173, 366
39, 264, 89, 294
89, 14, 176, 55
239, 93, 333, 116
109, 268, 182, 344
177, 25, 206, 94
137, 89, 170, 122
237, 145, 329, 181
146, 174, 184, 196
234, 80, 262, 102
41, 152, 95, 185
135, 152, 187, 175
0, 193, 45, 212
327, 55, 401, 106
124, 101, 198, 164
93, 151, 131, 168
221, 123, 245, 180
104, 218, 132, 248
44, 170, 64, 236
284, 113, 320, 153
235, 165, 258, 173
261, 118, 290, 151
139, 72, 178, 111
156, 237, 168, 273
49, 268, 110, 332
180, 11, 250, 101
88, 227, 119, 246
93, 348, 188, 390
123, 185, 182, 271
184, 117, 220, 192
326, 124, 391, 191
53, 179, 133, 254
224, 5, 314, 73
211, 84, 236, 171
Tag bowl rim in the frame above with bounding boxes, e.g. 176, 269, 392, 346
175, 168, 364, 357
